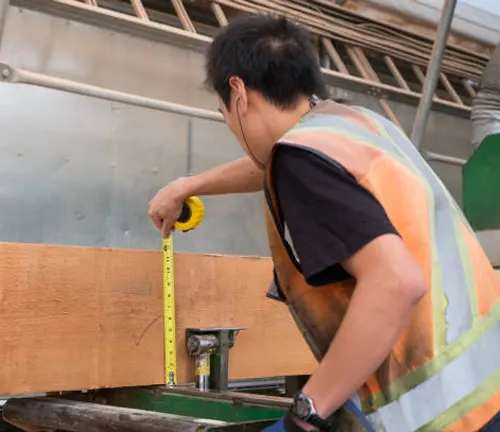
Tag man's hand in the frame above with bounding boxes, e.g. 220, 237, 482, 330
148, 157, 264, 236
148, 177, 190, 238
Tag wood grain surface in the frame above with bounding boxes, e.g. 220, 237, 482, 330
0, 242, 316, 396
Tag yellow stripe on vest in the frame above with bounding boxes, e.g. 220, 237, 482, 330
367, 302, 500, 431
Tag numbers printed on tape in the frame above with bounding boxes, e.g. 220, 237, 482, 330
162, 196, 204, 386
163, 235, 177, 385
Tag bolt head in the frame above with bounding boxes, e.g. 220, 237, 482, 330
187, 335, 201, 354
1, 68, 10, 78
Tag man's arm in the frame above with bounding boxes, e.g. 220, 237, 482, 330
301, 235, 427, 420
148, 156, 262, 236
181, 156, 263, 196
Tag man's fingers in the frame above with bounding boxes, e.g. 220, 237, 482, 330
161, 219, 173, 238
149, 214, 163, 231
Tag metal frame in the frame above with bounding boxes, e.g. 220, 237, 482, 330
411, 0, 458, 150
0, 0, 472, 166
425, 151, 466, 167
9, 0, 480, 116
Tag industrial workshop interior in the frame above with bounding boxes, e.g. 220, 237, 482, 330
0, 0, 499, 431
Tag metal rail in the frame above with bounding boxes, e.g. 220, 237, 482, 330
411, 0, 458, 149
139, 386, 292, 408
425, 151, 466, 167
0, 62, 224, 122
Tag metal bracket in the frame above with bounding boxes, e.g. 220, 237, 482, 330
186, 327, 246, 392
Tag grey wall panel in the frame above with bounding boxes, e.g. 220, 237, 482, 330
1, 7, 215, 110
178, 117, 269, 257
424, 108, 472, 205
0, 83, 114, 245
0, 83, 190, 249
0, 6, 473, 257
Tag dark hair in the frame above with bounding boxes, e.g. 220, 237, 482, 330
205, 14, 329, 110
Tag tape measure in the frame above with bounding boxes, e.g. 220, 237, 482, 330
162, 196, 204, 385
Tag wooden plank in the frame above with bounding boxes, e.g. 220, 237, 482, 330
2, 397, 226, 432
0, 242, 316, 396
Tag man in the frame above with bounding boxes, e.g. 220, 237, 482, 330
148, 15, 500, 432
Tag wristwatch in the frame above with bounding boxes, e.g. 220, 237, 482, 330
290, 391, 338, 430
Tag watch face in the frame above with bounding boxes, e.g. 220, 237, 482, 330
295, 395, 312, 419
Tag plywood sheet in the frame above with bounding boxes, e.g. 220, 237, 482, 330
0, 242, 316, 396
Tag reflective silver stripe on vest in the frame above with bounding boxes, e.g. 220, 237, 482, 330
290, 110, 474, 346
367, 316, 500, 432
351, 393, 386, 432
354, 108, 476, 345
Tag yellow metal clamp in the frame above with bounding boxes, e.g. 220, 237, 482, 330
162, 196, 204, 385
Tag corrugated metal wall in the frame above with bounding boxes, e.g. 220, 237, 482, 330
0, 6, 473, 256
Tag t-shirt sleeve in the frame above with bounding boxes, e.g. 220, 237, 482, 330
271, 144, 399, 286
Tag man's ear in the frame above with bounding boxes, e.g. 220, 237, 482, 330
228, 76, 248, 114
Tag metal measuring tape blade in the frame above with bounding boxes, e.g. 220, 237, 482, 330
162, 196, 204, 386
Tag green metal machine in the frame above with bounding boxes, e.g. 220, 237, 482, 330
463, 42, 500, 268
463, 133, 500, 234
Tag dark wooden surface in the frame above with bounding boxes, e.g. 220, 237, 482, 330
2, 397, 221, 432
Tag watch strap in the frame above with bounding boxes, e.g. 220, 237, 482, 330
291, 392, 338, 431
304, 412, 336, 430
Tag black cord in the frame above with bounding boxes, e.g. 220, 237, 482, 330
236, 99, 267, 170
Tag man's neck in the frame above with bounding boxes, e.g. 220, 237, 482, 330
259, 96, 318, 161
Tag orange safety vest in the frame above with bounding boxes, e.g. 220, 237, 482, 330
263, 100, 500, 432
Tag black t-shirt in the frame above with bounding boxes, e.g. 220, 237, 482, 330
271, 144, 399, 287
